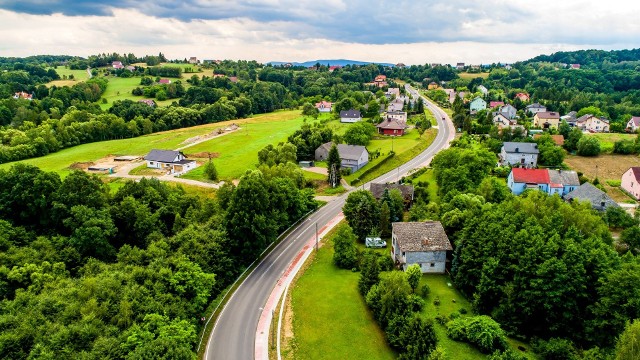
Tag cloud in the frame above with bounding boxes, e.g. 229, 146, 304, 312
2, 0, 640, 46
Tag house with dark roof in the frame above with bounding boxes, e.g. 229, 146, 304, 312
369, 183, 414, 205
376, 118, 407, 136
500, 104, 517, 119
576, 114, 609, 132
499, 142, 539, 168
314, 143, 369, 172
144, 149, 196, 175
340, 109, 362, 123
507, 168, 579, 196
565, 182, 619, 211
391, 221, 452, 273
561, 111, 578, 127
622, 167, 640, 200
626, 116, 640, 133
526, 103, 547, 115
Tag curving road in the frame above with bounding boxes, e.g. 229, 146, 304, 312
205, 84, 454, 360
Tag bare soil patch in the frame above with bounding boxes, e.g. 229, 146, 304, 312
186, 151, 220, 159
565, 154, 640, 203
69, 161, 94, 170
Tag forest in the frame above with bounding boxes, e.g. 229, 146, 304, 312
0, 161, 316, 358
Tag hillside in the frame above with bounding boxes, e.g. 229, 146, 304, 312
269, 59, 395, 67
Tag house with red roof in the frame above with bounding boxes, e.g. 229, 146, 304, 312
13, 91, 32, 100
112, 61, 124, 69
376, 118, 407, 136
158, 78, 171, 84
329, 65, 342, 72
627, 116, 640, 133
515, 92, 530, 102
508, 168, 579, 196
315, 101, 333, 113
489, 101, 504, 108
622, 167, 640, 200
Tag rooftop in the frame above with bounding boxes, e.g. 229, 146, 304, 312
511, 168, 550, 184
565, 182, 619, 210
369, 183, 414, 201
392, 221, 452, 252
503, 142, 539, 154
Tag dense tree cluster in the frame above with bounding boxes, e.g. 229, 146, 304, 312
0, 161, 316, 358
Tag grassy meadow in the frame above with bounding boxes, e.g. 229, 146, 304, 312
47, 66, 91, 87
458, 72, 490, 80
0, 110, 305, 179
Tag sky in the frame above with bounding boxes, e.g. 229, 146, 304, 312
0, 0, 639, 65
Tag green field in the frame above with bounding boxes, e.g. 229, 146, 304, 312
586, 132, 636, 153
458, 72, 490, 80
287, 222, 396, 360
47, 66, 91, 87
180, 112, 315, 180
346, 128, 437, 185
97, 76, 181, 110
0, 111, 303, 178
408, 167, 439, 202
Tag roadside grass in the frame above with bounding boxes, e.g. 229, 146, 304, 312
458, 72, 490, 80
177, 111, 314, 180
288, 222, 396, 360
408, 167, 439, 203
0, 111, 301, 177
424, 109, 437, 126
419, 275, 536, 360
347, 128, 437, 185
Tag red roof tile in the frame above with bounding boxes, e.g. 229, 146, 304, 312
511, 168, 549, 184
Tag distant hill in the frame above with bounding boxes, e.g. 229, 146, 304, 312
268, 59, 395, 67
525, 48, 640, 69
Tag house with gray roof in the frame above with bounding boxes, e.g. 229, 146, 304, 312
526, 103, 547, 115
500, 104, 517, 119
314, 142, 369, 172
339, 109, 362, 123
499, 142, 539, 168
548, 169, 580, 195
564, 182, 619, 211
144, 149, 196, 175
391, 221, 452, 273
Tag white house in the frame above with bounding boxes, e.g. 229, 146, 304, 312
391, 221, 452, 273
340, 109, 362, 123
627, 116, 640, 133
576, 114, 609, 132
493, 113, 511, 129
315, 101, 333, 113
477, 85, 488, 95
499, 142, 539, 168
470, 97, 487, 112
526, 103, 547, 115
314, 143, 369, 172
144, 149, 197, 175
500, 104, 517, 119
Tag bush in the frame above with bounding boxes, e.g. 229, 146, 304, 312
576, 136, 601, 156
614, 140, 636, 155
459, 308, 468, 314
204, 160, 218, 181
446, 315, 508, 354
604, 206, 639, 229
532, 338, 577, 360
606, 179, 622, 187
332, 226, 358, 269
433, 296, 440, 306
421, 283, 431, 298
408, 294, 425, 312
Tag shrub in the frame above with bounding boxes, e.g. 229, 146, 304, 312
446, 315, 508, 354
532, 338, 577, 360
614, 139, 636, 155
435, 314, 448, 325
421, 283, 431, 298
433, 296, 440, 306
459, 308, 468, 314
606, 179, 622, 187
576, 136, 601, 156
407, 294, 425, 312
332, 226, 358, 269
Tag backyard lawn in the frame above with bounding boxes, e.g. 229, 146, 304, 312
585, 132, 636, 153
0, 110, 304, 179
285, 222, 396, 360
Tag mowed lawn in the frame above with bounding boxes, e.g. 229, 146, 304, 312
288, 222, 396, 360
0, 111, 303, 177
180, 111, 313, 180
99, 76, 149, 109
586, 132, 636, 153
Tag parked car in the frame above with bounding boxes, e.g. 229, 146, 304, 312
365, 237, 387, 248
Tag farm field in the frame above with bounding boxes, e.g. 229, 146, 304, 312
564, 154, 640, 203
180, 112, 314, 180
458, 72, 489, 80
283, 222, 396, 360
98, 76, 182, 109
0, 110, 303, 178
47, 65, 90, 87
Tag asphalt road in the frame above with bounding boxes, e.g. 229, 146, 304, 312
205, 84, 454, 360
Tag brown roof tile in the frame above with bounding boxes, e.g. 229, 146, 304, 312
392, 221, 452, 252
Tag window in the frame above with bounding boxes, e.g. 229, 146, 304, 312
430, 263, 435, 267
150, 162, 154, 165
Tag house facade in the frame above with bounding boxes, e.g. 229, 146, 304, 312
315, 101, 333, 113
507, 168, 579, 196
500, 104, 517, 119
499, 142, 539, 168
469, 97, 487, 112
576, 115, 609, 132
533, 111, 561, 129
477, 85, 488, 95
314, 143, 369, 172
340, 109, 362, 123
626, 116, 640, 132
144, 149, 197, 175
386, 111, 408, 123
391, 222, 452, 273
493, 113, 511, 129
621, 167, 640, 200
515, 93, 530, 102
376, 118, 407, 136
526, 103, 547, 114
